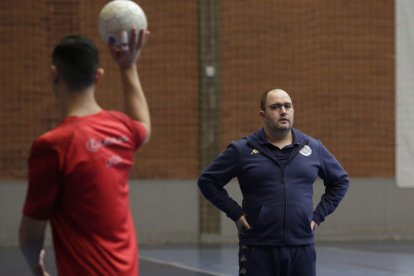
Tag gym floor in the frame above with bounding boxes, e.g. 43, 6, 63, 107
1, 241, 413, 275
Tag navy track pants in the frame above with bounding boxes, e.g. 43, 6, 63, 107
238, 244, 316, 276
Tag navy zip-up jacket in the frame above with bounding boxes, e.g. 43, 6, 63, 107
198, 128, 349, 246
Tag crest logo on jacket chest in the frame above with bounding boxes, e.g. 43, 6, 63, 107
299, 145, 312, 156
250, 149, 260, 155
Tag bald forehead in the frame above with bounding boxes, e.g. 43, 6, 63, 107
266, 89, 292, 104
260, 88, 293, 110
267, 89, 290, 99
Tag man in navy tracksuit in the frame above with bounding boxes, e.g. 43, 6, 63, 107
198, 89, 349, 276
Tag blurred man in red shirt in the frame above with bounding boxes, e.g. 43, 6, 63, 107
19, 29, 150, 276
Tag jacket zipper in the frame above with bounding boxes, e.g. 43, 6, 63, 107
281, 168, 287, 247
247, 140, 308, 246
281, 143, 307, 246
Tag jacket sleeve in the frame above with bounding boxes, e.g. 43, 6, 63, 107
198, 142, 244, 222
313, 141, 350, 225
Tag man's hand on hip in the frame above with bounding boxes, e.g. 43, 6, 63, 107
236, 215, 251, 234
311, 220, 318, 232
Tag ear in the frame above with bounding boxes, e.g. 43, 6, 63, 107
95, 68, 105, 85
259, 110, 265, 119
49, 65, 59, 84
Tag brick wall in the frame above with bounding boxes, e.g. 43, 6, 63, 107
220, 0, 394, 177
0, 0, 394, 179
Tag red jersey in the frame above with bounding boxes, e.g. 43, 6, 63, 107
23, 110, 146, 276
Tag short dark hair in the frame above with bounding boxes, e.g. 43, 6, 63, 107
52, 35, 99, 91
260, 89, 272, 110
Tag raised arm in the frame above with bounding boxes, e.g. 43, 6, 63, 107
108, 29, 151, 144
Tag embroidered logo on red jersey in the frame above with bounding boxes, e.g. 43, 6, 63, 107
86, 136, 129, 152
106, 155, 123, 167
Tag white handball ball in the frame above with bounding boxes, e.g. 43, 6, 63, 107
98, 0, 147, 46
